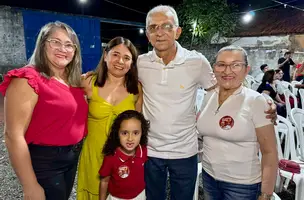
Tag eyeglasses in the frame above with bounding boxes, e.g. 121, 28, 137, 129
213, 62, 246, 72
46, 39, 76, 53
146, 23, 175, 34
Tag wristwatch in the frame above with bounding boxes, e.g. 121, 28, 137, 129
260, 193, 275, 200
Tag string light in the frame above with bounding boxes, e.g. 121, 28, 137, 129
238, 0, 298, 14
271, 0, 304, 12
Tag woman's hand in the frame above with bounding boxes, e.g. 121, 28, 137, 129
23, 183, 45, 200
257, 194, 273, 200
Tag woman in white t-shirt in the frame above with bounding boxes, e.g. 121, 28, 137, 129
197, 46, 278, 200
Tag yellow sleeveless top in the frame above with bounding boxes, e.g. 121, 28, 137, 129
77, 75, 136, 199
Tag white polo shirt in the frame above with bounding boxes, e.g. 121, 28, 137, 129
137, 42, 214, 159
197, 86, 272, 184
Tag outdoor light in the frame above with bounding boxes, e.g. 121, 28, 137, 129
139, 28, 144, 34
192, 20, 197, 30
242, 11, 255, 24
190, 19, 197, 49
79, 0, 87, 4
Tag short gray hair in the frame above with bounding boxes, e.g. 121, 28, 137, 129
146, 5, 179, 28
215, 45, 248, 66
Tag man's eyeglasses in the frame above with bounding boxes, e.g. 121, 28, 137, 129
46, 39, 76, 53
146, 23, 175, 34
213, 62, 246, 72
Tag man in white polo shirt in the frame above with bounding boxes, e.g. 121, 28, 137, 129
138, 5, 276, 200
137, 5, 215, 200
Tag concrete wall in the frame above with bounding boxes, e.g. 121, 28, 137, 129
212, 35, 304, 77
0, 7, 27, 74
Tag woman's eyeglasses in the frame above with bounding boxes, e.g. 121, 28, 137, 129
213, 62, 246, 72
47, 39, 76, 53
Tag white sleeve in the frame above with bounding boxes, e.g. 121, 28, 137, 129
137, 57, 143, 83
198, 55, 216, 89
252, 95, 272, 128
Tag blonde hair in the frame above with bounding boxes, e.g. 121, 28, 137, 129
146, 5, 179, 28
29, 21, 82, 87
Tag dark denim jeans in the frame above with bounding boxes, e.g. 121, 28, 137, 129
28, 141, 82, 200
144, 154, 197, 200
202, 169, 261, 200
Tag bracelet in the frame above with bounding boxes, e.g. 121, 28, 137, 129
259, 192, 274, 200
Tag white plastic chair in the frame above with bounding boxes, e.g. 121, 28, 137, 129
245, 75, 258, 89
284, 89, 298, 120
290, 108, 304, 161
246, 75, 255, 83
276, 116, 291, 159
276, 113, 304, 200
273, 193, 281, 200
258, 122, 283, 199
193, 162, 202, 200
251, 82, 260, 91
281, 81, 295, 94
195, 88, 206, 114
275, 80, 285, 95
291, 81, 301, 96
298, 89, 304, 109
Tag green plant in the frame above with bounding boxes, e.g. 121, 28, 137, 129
177, 0, 238, 47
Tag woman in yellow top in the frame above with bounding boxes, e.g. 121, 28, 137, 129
77, 37, 143, 200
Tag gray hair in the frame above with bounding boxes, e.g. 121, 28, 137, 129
215, 45, 248, 66
146, 5, 179, 28
29, 21, 82, 87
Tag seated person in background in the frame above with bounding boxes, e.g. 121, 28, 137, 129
274, 69, 300, 108
257, 70, 286, 117
255, 64, 269, 82
274, 69, 284, 96
293, 61, 304, 82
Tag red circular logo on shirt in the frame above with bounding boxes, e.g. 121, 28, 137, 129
118, 165, 130, 178
219, 116, 234, 130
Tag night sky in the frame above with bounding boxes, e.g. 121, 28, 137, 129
0, 0, 302, 47
1, 0, 302, 22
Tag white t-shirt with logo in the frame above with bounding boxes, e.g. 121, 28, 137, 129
197, 86, 272, 184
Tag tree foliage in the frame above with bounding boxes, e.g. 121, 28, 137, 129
177, 0, 238, 47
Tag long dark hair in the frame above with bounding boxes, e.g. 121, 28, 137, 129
94, 37, 139, 94
102, 110, 149, 156
262, 69, 275, 84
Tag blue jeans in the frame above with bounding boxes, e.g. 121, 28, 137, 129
145, 155, 197, 200
202, 169, 261, 200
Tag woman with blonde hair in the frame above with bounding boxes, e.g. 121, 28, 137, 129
0, 21, 88, 200
77, 37, 143, 200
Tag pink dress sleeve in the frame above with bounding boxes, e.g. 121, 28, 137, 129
0, 66, 40, 96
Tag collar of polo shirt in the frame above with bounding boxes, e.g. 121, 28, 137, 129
215, 85, 244, 96
115, 144, 143, 162
150, 41, 186, 65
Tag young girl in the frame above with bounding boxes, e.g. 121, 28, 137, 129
99, 110, 149, 200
